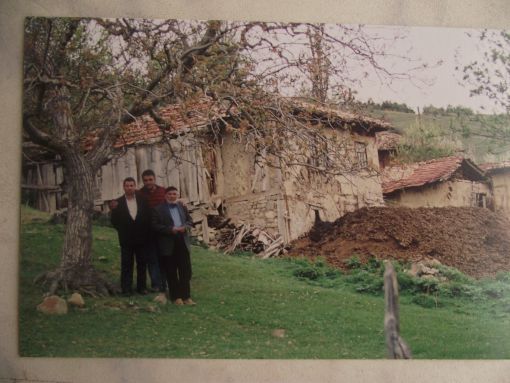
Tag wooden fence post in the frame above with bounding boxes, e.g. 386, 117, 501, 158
384, 260, 412, 359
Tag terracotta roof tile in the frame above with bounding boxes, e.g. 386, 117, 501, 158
83, 98, 225, 150
382, 156, 465, 194
83, 96, 391, 150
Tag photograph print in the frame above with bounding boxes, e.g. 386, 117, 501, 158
20, 16, 510, 358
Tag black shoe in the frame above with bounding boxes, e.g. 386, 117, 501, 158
121, 290, 133, 297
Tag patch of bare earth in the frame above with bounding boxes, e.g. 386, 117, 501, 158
288, 207, 510, 278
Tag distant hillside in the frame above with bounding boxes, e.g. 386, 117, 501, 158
366, 107, 510, 163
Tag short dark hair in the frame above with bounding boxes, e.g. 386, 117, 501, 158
123, 177, 136, 185
141, 169, 155, 178
165, 186, 178, 193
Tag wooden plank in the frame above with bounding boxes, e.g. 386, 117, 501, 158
135, 146, 149, 182
201, 218, 209, 245
384, 261, 412, 359
276, 198, 289, 244
21, 184, 61, 191
35, 164, 50, 212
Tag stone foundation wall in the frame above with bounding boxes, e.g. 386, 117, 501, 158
224, 192, 281, 236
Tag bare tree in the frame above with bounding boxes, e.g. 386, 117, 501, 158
23, 17, 423, 296
24, 18, 236, 295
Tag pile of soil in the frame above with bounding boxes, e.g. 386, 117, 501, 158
289, 207, 510, 278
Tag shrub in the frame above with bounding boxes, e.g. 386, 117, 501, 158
344, 255, 362, 269
346, 270, 383, 294
411, 294, 440, 308
291, 257, 341, 283
437, 265, 473, 283
480, 281, 510, 299
365, 257, 383, 273
438, 282, 482, 299
396, 271, 421, 293
293, 267, 321, 280
495, 272, 510, 283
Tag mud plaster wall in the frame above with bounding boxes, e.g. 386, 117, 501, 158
387, 180, 491, 208
218, 131, 285, 236
490, 172, 510, 219
282, 129, 384, 241
219, 134, 256, 199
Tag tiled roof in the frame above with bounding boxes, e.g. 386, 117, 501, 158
83, 96, 391, 150
375, 131, 402, 150
84, 98, 225, 150
479, 161, 510, 173
382, 156, 467, 194
285, 99, 392, 132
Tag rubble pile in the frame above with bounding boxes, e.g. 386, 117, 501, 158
191, 216, 286, 258
289, 206, 510, 278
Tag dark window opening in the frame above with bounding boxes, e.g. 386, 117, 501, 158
473, 193, 487, 208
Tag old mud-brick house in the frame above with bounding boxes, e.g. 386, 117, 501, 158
22, 97, 391, 245
382, 156, 491, 208
479, 161, 510, 219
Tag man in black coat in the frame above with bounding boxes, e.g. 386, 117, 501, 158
111, 177, 151, 295
152, 186, 195, 305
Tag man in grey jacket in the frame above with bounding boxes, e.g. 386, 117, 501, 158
152, 186, 196, 305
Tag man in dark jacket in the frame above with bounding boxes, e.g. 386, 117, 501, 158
152, 186, 195, 305
138, 169, 167, 292
111, 177, 151, 295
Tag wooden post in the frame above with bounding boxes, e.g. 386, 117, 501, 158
384, 260, 412, 359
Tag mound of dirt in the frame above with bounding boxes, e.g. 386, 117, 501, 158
288, 207, 510, 278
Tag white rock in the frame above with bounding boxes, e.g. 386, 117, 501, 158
67, 293, 85, 307
153, 293, 168, 305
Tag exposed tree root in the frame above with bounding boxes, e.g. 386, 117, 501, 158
34, 265, 119, 296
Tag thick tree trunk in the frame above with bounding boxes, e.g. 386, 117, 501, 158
34, 86, 117, 296
60, 153, 95, 269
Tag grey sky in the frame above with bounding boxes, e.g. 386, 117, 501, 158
355, 25, 504, 113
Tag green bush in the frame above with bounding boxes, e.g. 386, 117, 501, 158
344, 255, 362, 269
293, 267, 321, 280
290, 257, 341, 283
481, 281, 510, 299
495, 272, 510, 283
411, 294, 440, 308
345, 270, 383, 294
437, 265, 473, 283
438, 282, 482, 299
396, 271, 420, 293
365, 257, 384, 273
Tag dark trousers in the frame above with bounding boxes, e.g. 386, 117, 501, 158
159, 235, 192, 301
146, 240, 164, 291
120, 244, 147, 294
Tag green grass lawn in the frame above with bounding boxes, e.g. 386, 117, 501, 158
19, 207, 510, 358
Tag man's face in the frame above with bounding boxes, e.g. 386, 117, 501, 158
142, 175, 156, 190
165, 189, 179, 203
123, 181, 137, 196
